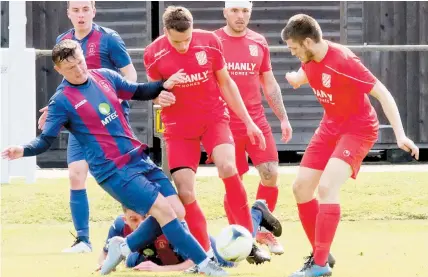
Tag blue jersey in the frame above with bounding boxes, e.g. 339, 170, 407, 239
42, 69, 153, 182
57, 23, 132, 114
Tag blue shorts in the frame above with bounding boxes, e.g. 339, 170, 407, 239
100, 163, 177, 216
67, 101, 130, 165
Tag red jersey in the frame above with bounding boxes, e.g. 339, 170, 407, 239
214, 28, 272, 136
143, 29, 227, 124
302, 41, 379, 134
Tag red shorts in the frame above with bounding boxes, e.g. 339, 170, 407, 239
234, 126, 278, 176
164, 115, 234, 172
301, 125, 378, 179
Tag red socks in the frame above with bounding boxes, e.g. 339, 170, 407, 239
223, 194, 236, 224
184, 200, 211, 251
256, 182, 279, 212
314, 204, 341, 266
222, 174, 253, 234
297, 198, 320, 250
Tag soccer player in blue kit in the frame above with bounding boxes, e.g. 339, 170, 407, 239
37, 0, 138, 253
2, 39, 227, 276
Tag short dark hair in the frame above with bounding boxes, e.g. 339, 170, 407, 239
162, 6, 193, 32
67, 1, 95, 9
52, 39, 81, 65
281, 14, 322, 44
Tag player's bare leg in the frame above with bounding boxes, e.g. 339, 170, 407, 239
212, 144, 270, 265
290, 160, 349, 276
292, 167, 336, 271
172, 168, 213, 256
254, 161, 284, 255
62, 160, 92, 253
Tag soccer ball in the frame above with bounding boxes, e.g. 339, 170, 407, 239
215, 224, 253, 262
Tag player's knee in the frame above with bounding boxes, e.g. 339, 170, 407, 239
176, 186, 196, 204
292, 176, 315, 198
68, 168, 87, 190
257, 162, 279, 186
216, 160, 237, 178
317, 182, 339, 201
150, 196, 176, 223
68, 160, 88, 189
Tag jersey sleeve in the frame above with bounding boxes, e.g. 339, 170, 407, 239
43, 93, 69, 137
342, 55, 377, 94
108, 32, 133, 69
210, 34, 226, 72
103, 216, 126, 252
260, 41, 272, 73
102, 69, 138, 100
143, 49, 163, 81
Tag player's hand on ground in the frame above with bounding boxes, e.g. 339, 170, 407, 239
133, 260, 162, 272
246, 122, 266, 150
38, 106, 48, 130
154, 90, 176, 107
285, 71, 302, 89
280, 119, 293, 143
1, 146, 24, 160
397, 136, 419, 160
163, 69, 186, 90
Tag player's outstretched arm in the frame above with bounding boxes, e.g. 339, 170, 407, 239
261, 71, 293, 143
215, 67, 266, 150
110, 69, 182, 104
133, 259, 194, 272
285, 67, 308, 89
2, 96, 67, 160
370, 81, 419, 160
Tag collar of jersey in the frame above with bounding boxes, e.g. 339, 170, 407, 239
72, 23, 96, 43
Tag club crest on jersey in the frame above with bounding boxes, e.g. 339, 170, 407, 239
322, 73, 331, 88
99, 80, 111, 92
195, 51, 207, 65
249, 45, 258, 57
88, 43, 97, 56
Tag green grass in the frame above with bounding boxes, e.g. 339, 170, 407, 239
2, 171, 428, 277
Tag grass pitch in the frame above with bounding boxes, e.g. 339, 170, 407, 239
1, 171, 428, 277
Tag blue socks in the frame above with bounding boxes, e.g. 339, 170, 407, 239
126, 215, 163, 252
70, 189, 90, 242
162, 218, 207, 265
251, 207, 263, 237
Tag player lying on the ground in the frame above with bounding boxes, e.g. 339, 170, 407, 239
38, 1, 138, 253
214, 0, 292, 257
100, 199, 282, 272
281, 14, 419, 277
1, 39, 227, 277
97, 206, 235, 273
143, 5, 270, 269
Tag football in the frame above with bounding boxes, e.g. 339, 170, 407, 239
215, 224, 253, 262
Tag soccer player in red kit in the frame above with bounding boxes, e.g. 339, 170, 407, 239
143, 6, 269, 267
282, 14, 419, 277
214, 1, 292, 256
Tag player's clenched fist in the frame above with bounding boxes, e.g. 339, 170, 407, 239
1, 146, 24, 160
153, 90, 176, 107
285, 71, 302, 89
163, 69, 187, 90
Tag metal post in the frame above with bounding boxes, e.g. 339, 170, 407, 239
152, 105, 171, 180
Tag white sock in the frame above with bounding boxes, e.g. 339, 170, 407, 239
260, 226, 269, 232
207, 248, 214, 259
120, 241, 131, 257
198, 257, 210, 268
